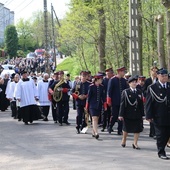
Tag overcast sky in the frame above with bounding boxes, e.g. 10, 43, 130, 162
0, 0, 70, 23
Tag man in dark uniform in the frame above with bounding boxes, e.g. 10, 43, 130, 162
143, 66, 158, 139
49, 71, 70, 126
101, 68, 114, 132
107, 66, 129, 135
48, 72, 59, 123
72, 71, 91, 134
146, 68, 170, 160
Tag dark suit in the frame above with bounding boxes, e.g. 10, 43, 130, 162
72, 81, 91, 129
49, 79, 58, 122
143, 77, 157, 137
101, 77, 111, 130
145, 81, 170, 157
107, 76, 129, 134
50, 80, 70, 124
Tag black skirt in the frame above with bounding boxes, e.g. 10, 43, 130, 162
123, 118, 143, 133
89, 108, 101, 117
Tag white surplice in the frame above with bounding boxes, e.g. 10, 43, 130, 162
37, 80, 50, 106
15, 78, 38, 107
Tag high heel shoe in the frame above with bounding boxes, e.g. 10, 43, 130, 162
92, 134, 95, 137
95, 134, 99, 139
121, 143, 126, 148
132, 144, 140, 150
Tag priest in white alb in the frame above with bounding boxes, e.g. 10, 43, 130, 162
15, 71, 42, 125
37, 73, 51, 121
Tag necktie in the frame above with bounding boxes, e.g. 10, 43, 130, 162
163, 84, 166, 89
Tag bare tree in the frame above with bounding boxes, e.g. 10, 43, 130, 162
155, 15, 166, 68
162, 0, 170, 70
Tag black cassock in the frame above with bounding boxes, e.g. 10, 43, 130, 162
119, 88, 144, 133
0, 82, 10, 111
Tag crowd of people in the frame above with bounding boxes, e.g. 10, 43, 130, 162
0, 56, 55, 75
0, 64, 170, 160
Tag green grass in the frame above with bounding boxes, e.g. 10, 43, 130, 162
56, 57, 81, 80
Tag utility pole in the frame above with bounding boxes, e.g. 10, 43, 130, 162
44, 0, 50, 74
51, 3, 57, 68
129, 0, 142, 76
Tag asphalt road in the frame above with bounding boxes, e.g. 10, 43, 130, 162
0, 105, 170, 170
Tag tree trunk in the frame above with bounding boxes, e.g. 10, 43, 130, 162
166, 8, 170, 71
162, 0, 170, 71
155, 15, 166, 68
138, 0, 143, 75
97, 4, 106, 72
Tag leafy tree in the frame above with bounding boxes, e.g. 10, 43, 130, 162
16, 18, 35, 51
4, 25, 18, 58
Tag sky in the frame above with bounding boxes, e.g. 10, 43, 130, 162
0, 0, 70, 23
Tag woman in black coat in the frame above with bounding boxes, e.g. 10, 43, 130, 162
119, 77, 144, 149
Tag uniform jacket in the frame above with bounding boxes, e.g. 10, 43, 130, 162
102, 77, 109, 98
50, 80, 70, 102
72, 81, 91, 106
143, 77, 158, 97
86, 83, 106, 110
107, 76, 129, 106
119, 88, 144, 119
145, 81, 170, 126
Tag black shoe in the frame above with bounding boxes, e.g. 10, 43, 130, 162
108, 127, 112, 134
149, 134, 153, 137
121, 143, 126, 148
43, 118, 48, 121
159, 155, 169, 160
95, 134, 99, 139
117, 131, 122, 135
18, 119, 21, 121
101, 128, 105, 132
64, 121, 70, 125
76, 127, 80, 134
132, 144, 140, 150
92, 134, 95, 137
54, 121, 58, 123
24, 122, 28, 125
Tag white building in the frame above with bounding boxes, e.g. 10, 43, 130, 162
0, 3, 14, 44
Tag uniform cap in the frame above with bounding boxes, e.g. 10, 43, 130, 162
58, 71, 64, 75
105, 68, 113, 72
125, 72, 131, 77
128, 76, 138, 83
93, 73, 103, 79
117, 66, 126, 72
138, 76, 146, 81
54, 71, 59, 75
157, 68, 168, 75
98, 71, 106, 76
